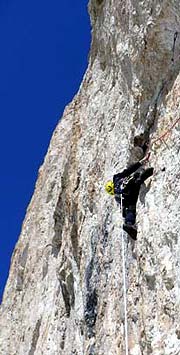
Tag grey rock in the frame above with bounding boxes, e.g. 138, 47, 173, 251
1, 0, 180, 354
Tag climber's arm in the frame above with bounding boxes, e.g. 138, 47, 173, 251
113, 153, 151, 183
113, 161, 142, 182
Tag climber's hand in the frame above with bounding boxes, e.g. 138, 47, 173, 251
140, 152, 150, 165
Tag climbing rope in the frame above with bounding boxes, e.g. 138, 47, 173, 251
120, 194, 129, 355
150, 116, 180, 149
147, 116, 180, 177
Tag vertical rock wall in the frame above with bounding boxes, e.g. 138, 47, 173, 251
0, 1, 180, 354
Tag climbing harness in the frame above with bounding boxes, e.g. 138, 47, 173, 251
122, 174, 137, 189
120, 193, 129, 355
115, 175, 136, 197
114, 177, 133, 205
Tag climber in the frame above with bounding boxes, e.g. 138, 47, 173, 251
105, 153, 153, 240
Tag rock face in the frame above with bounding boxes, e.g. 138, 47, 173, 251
1, 1, 180, 354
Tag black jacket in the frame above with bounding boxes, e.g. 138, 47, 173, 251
121, 166, 153, 206
113, 161, 150, 206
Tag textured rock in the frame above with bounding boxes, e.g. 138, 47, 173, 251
0, 1, 180, 354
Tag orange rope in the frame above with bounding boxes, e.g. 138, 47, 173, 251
150, 116, 180, 148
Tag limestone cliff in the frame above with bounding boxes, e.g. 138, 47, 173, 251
0, 1, 180, 354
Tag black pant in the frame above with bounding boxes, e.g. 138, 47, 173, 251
123, 205, 136, 225
122, 167, 153, 225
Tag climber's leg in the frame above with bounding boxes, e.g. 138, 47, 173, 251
123, 206, 137, 240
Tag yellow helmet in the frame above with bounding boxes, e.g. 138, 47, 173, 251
105, 180, 114, 195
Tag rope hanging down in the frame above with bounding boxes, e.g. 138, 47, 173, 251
120, 194, 129, 355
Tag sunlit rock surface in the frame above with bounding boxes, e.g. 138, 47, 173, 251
0, 1, 180, 354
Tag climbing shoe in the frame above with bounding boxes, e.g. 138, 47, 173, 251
123, 223, 137, 240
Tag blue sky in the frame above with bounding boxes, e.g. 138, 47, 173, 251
0, 1, 91, 301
